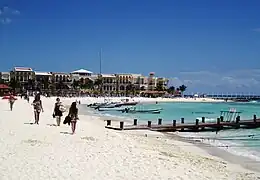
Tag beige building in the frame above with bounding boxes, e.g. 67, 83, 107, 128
10, 67, 35, 82
35, 71, 52, 90
146, 72, 169, 91
116, 73, 134, 91
51, 72, 71, 84
100, 74, 117, 92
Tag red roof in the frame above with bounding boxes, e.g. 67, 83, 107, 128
0, 84, 10, 89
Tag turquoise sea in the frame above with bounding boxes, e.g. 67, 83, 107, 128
83, 101, 260, 161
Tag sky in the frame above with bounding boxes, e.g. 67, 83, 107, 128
1, 0, 260, 93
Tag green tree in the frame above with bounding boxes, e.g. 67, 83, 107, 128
94, 78, 102, 93
80, 79, 94, 89
179, 84, 187, 97
155, 83, 164, 91
72, 79, 79, 89
126, 83, 135, 96
167, 86, 175, 94
9, 78, 20, 91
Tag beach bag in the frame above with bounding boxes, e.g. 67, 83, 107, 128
63, 115, 71, 125
59, 104, 66, 112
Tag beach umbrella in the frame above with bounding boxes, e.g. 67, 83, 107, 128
2, 95, 17, 100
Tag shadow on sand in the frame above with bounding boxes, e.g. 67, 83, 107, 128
60, 132, 72, 135
47, 124, 57, 127
24, 122, 34, 125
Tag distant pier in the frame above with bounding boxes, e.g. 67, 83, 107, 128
105, 115, 260, 132
201, 94, 260, 101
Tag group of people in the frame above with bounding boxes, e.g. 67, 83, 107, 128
52, 97, 79, 134
8, 93, 79, 134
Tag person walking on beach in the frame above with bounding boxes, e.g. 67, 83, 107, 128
53, 98, 63, 126
9, 94, 16, 111
68, 102, 79, 134
32, 94, 44, 124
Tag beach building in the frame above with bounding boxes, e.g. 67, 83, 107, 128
147, 72, 157, 90
0, 72, 10, 82
10, 67, 35, 90
71, 69, 94, 84
35, 71, 52, 82
10, 67, 34, 82
116, 73, 134, 91
147, 72, 169, 91
34, 71, 52, 90
131, 74, 148, 90
51, 72, 71, 84
100, 74, 117, 93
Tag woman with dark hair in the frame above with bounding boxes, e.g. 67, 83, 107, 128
53, 98, 64, 126
68, 102, 79, 134
32, 94, 44, 124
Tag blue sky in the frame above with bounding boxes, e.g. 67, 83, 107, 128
1, 0, 260, 93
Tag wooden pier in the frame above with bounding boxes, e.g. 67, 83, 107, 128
105, 115, 260, 132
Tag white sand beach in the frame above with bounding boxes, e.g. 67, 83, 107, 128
0, 96, 258, 180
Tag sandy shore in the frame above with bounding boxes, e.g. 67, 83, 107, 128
0, 96, 258, 180
59, 96, 226, 105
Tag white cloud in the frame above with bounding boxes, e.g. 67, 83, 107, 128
175, 69, 260, 93
0, 6, 19, 24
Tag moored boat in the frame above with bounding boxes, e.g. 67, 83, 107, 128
121, 107, 162, 114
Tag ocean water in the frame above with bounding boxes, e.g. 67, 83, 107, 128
82, 101, 260, 161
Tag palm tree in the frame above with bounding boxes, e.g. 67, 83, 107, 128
179, 84, 187, 97
94, 78, 102, 93
155, 83, 164, 91
167, 86, 175, 94
9, 78, 20, 92
126, 83, 135, 96
81, 79, 94, 90
72, 79, 79, 89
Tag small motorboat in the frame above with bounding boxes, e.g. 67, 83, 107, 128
115, 101, 138, 107
121, 107, 162, 114
97, 107, 126, 112
94, 102, 118, 109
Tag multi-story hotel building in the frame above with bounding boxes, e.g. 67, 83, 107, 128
4, 66, 169, 95
10, 67, 35, 90
51, 72, 71, 84
116, 73, 134, 91
10, 67, 34, 82
100, 74, 117, 92
35, 71, 52, 90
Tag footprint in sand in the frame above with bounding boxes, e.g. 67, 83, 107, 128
22, 139, 49, 146
81, 136, 96, 141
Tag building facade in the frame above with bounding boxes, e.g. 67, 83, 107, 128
101, 74, 117, 93
4, 66, 170, 95
51, 72, 71, 84
10, 67, 34, 82
35, 71, 52, 90
10, 67, 35, 90
71, 69, 94, 84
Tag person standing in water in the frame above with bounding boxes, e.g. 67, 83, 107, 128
32, 94, 44, 124
9, 94, 16, 111
53, 98, 63, 126
68, 102, 79, 134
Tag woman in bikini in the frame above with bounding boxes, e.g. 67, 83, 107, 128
68, 102, 79, 134
32, 94, 44, 124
